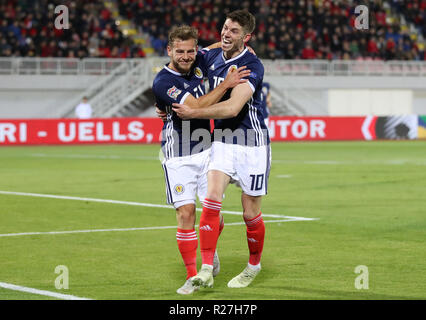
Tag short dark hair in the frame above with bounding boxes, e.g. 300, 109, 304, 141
168, 25, 198, 47
226, 10, 256, 34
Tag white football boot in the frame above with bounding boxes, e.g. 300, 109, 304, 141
176, 277, 200, 295
227, 264, 261, 288
191, 264, 214, 288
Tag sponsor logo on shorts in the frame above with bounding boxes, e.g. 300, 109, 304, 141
174, 184, 185, 195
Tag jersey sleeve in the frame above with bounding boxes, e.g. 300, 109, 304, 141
245, 60, 265, 93
152, 78, 191, 110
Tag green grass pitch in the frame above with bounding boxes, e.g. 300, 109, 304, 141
0, 141, 425, 300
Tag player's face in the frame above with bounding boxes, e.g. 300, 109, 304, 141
221, 19, 250, 58
167, 39, 197, 74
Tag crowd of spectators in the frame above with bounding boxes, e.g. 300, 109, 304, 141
244, 0, 425, 61
1, 0, 425, 61
0, 0, 146, 58
121, 0, 425, 61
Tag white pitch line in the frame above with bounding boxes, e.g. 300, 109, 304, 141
0, 225, 177, 238
21, 153, 426, 166
29, 153, 158, 161
0, 219, 307, 238
0, 190, 316, 220
276, 174, 292, 178
0, 282, 92, 300
0, 190, 171, 209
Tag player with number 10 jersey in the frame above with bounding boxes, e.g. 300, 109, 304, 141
195, 44, 271, 198
200, 46, 269, 148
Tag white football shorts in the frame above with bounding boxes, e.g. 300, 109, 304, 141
208, 141, 271, 196
161, 149, 209, 208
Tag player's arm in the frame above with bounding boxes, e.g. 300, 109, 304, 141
172, 82, 253, 120
266, 92, 272, 108
183, 66, 250, 110
153, 68, 248, 120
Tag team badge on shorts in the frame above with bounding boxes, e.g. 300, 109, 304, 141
174, 184, 185, 195
194, 67, 203, 79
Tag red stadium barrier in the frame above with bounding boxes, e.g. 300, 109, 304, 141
0, 118, 163, 145
268, 116, 377, 141
1, 115, 419, 146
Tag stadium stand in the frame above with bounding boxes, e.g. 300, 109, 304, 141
0, 0, 146, 58
0, 0, 424, 60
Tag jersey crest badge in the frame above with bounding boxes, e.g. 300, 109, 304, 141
228, 65, 238, 73
194, 67, 203, 79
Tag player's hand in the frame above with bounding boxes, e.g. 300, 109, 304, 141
155, 105, 167, 122
172, 103, 196, 120
222, 66, 251, 89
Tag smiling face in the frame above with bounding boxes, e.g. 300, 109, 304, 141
167, 38, 197, 74
221, 18, 252, 59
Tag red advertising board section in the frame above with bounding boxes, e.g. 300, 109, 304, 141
0, 116, 378, 145
268, 116, 377, 141
0, 118, 163, 145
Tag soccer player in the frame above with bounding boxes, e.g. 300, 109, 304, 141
172, 10, 270, 289
152, 25, 250, 295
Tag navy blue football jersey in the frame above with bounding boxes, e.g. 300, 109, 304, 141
152, 56, 211, 159
199, 47, 269, 146
260, 82, 270, 119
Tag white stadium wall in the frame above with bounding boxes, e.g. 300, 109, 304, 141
265, 75, 426, 117
0, 75, 104, 119
328, 89, 413, 116
0, 58, 425, 119
2, 74, 425, 118
413, 91, 426, 115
